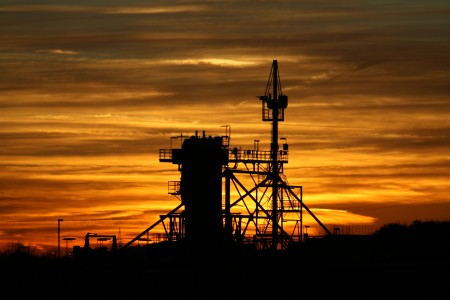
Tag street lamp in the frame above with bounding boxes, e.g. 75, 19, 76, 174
304, 225, 310, 234
57, 218, 63, 257
304, 225, 310, 242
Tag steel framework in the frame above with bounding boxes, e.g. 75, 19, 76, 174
122, 60, 331, 251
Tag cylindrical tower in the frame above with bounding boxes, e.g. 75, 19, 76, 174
180, 133, 225, 246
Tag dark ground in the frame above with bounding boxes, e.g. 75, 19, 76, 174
1, 221, 450, 299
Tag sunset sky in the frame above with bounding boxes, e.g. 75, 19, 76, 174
1, 0, 450, 254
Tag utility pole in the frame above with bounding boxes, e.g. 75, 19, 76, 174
57, 218, 63, 257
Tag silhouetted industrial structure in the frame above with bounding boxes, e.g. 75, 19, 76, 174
84, 232, 117, 252
122, 60, 331, 251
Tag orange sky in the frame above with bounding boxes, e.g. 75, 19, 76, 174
1, 1, 450, 254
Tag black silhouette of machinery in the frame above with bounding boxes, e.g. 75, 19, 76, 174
122, 60, 331, 251
84, 232, 117, 251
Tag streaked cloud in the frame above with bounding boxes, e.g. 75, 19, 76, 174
104, 5, 207, 14
35, 49, 79, 55
0, 4, 207, 14
0, 0, 449, 252
163, 58, 260, 67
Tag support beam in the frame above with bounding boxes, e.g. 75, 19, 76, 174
121, 203, 184, 249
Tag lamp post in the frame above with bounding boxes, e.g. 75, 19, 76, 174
57, 218, 63, 257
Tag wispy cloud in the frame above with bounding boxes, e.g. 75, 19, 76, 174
0, 4, 207, 14
35, 49, 79, 55
1, 0, 450, 251
163, 58, 260, 67
104, 5, 207, 14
